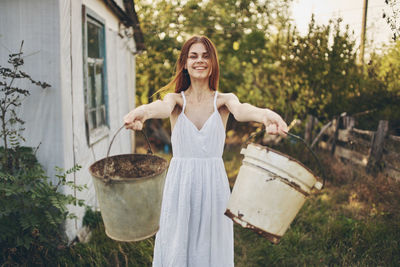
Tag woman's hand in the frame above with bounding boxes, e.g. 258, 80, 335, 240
123, 106, 147, 131
262, 110, 288, 137
223, 93, 288, 136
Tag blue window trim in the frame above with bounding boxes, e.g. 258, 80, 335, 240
82, 5, 110, 146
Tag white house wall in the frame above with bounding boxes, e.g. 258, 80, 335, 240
0, 0, 64, 184
59, 0, 136, 240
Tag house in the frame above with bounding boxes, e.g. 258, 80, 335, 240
0, 0, 144, 241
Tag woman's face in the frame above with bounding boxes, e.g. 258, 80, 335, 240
186, 42, 211, 81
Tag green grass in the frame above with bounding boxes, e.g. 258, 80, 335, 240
55, 209, 154, 267
226, 141, 400, 267
33, 142, 400, 266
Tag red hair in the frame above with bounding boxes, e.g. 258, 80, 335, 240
161, 36, 220, 93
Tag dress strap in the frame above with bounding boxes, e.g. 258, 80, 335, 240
181, 91, 187, 111
213, 91, 218, 111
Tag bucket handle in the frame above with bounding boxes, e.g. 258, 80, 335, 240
102, 124, 153, 183
243, 130, 326, 189
106, 124, 153, 159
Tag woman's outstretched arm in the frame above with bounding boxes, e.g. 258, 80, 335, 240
124, 93, 177, 131
223, 93, 288, 136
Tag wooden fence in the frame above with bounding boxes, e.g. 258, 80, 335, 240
306, 115, 400, 181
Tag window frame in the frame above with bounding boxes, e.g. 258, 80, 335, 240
82, 5, 109, 146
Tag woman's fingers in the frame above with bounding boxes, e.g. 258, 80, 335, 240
264, 117, 288, 137
123, 111, 136, 125
124, 120, 143, 131
124, 108, 145, 131
124, 108, 142, 124
266, 124, 278, 135
278, 120, 288, 137
263, 110, 288, 136
123, 115, 131, 125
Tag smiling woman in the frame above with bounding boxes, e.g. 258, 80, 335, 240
161, 36, 220, 95
123, 35, 288, 267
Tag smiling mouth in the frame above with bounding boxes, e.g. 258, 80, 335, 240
193, 66, 207, 70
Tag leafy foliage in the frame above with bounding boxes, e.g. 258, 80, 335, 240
350, 42, 400, 132
0, 41, 50, 168
0, 43, 86, 266
265, 17, 362, 121
134, 0, 399, 134
40, 144, 400, 266
0, 150, 85, 265
135, 0, 292, 104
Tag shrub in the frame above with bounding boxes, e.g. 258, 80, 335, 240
0, 42, 85, 266
0, 148, 85, 265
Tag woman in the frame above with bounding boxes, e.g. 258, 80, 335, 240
124, 36, 288, 267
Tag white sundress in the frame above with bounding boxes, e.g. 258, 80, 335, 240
152, 91, 234, 267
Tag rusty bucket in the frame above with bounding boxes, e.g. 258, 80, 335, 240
89, 127, 168, 242
225, 131, 324, 244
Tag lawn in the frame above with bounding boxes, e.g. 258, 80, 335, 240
52, 141, 400, 266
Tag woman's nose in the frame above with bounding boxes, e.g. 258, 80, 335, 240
196, 57, 206, 63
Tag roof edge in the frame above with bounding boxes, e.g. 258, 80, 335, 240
102, 0, 145, 52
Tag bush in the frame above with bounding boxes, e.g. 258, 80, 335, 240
0, 42, 86, 266
0, 147, 85, 265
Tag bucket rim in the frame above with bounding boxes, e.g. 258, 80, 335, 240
245, 143, 321, 182
104, 228, 159, 242
225, 208, 282, 244
89, 153, 168, 183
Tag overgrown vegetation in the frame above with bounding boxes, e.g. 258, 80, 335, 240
78, 2, 398, 263
54, 208, 154, 266
2, 0, 399, 265
0, 43, 85, 266
231, 140, 400, 266
30, 140, 400, 266
135, 0, 400, 133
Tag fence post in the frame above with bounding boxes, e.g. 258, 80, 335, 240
331, 112, 347, 155
304, 115, 316, 145
343, 116, 355, 129
331, 117, 340, 155
367, 120, 389, 173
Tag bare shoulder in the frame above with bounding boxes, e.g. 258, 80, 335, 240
218, 92, 239, 101
163, 93, 183, 118
217, 92, 240, 108
216, 92, 236, 113
163, 92, 180, 101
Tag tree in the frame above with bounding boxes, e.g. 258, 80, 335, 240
133, 0, 398, 135
134, 0, 292, 104
134, 0, 292, 134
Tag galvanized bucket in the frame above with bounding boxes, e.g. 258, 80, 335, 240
225, 131, 324, 244
89, 126, 168, 242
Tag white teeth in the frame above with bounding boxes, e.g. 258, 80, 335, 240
194, 67, 206, 70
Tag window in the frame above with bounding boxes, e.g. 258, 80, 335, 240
82, 6, 109, 145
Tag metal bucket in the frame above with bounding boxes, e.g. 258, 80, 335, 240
89, 127, 168, 242
225, 132, 323, 244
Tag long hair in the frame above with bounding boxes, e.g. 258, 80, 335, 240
161, 36, 220, 93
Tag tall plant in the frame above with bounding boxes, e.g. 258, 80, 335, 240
0, 41, 50, 169
0, 42, 86, 265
